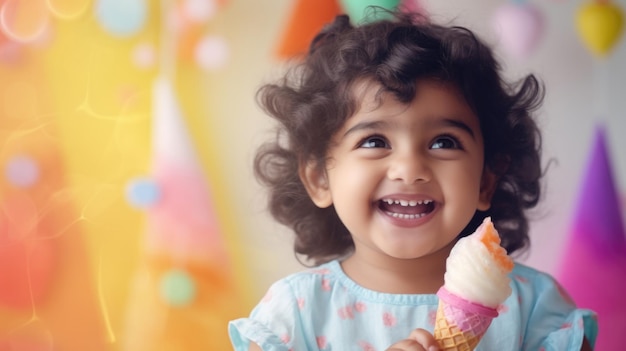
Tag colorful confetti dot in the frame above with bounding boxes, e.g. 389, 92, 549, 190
160, 269, 196, 306
5, 155, 39, 188
194, 35, 229, 71
125, 177, 161, 209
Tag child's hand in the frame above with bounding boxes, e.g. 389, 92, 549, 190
386, 328, 440, 351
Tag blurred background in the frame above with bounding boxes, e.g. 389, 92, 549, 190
0, 0, 623, 350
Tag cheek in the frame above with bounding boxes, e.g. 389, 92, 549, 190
446, 165, 483, 201
329, 157, 372, 183
328, 166, 370, 201
327, 163, 378, 211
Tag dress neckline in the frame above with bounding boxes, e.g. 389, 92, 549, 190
324, 260, 439, 306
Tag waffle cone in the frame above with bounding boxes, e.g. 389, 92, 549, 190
434, 302, 485, 350
433, 288, 498, 351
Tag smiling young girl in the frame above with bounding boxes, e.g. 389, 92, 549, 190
229, 11, 597, 351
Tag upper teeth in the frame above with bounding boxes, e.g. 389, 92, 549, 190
382, 199, 433, 206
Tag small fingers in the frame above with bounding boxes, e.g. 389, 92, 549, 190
386, 329, 440, 351
408, 328, 440, 351
386, 338, 426, 351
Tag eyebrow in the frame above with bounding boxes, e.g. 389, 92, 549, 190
342, 120, 391, 138
342, 117, 476, 140
440, 118, 476, 140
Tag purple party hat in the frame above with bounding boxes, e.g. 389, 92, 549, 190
570, 125, 625, 256
557, 125, 624, 350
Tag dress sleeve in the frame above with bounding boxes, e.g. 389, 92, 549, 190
228, 279, 307, 351
521, 272, 598, 351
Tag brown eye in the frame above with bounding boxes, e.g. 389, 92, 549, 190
359, 136, 389, 149
431, 135, 461, 150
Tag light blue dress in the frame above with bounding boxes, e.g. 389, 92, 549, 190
229, 260, 597, 351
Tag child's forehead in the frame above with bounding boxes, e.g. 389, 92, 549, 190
350, 78, 466, 113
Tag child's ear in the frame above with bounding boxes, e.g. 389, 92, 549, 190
478, 168, 497, 211
299, 160, 333, 208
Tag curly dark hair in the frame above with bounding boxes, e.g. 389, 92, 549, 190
253, 11, 544, 265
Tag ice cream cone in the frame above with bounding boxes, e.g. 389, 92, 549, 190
434, 287, 498, 351
435, 217, 513, 349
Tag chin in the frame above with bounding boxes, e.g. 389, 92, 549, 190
387, 250, 431, 260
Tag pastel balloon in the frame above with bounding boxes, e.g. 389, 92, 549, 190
576, 1, 624, 57
492, 2, 544, 60
339, 0, 401, 23
95, 0, 147, 37
0, 0, 49, 42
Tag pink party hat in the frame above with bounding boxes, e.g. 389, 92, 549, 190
121, 76, 245, 350
146, 76, 228, 264
557, 125, 624, 350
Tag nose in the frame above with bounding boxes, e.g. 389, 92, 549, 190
387, 149, 432, 184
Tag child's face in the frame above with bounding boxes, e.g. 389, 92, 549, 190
302, 79, 495, 262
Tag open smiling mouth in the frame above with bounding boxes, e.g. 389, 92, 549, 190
378, 198, 435, 219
